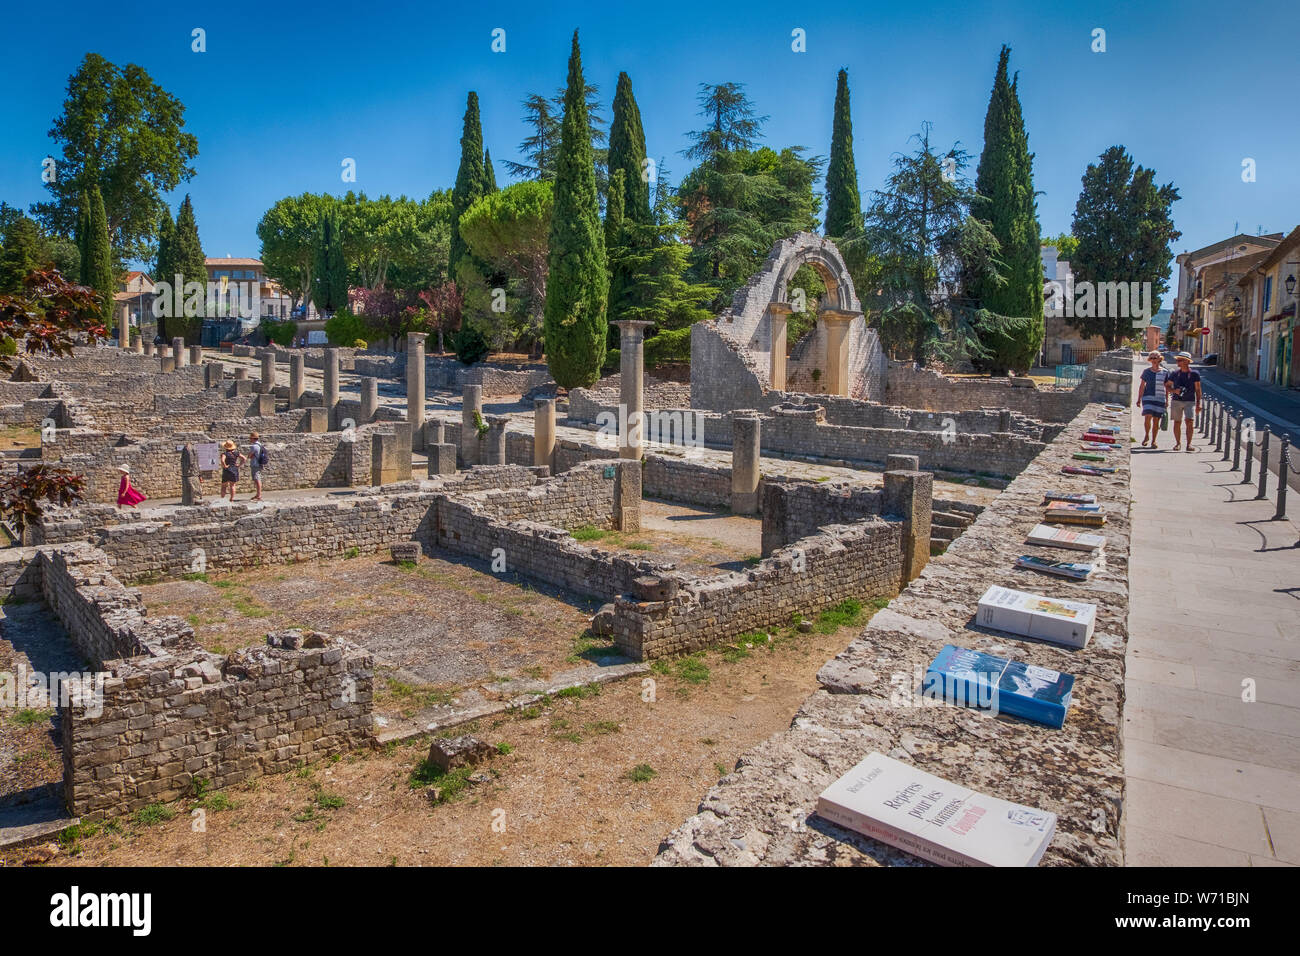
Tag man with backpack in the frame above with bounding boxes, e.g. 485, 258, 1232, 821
248, 431, 268, 501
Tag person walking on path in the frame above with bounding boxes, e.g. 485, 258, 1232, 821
1137, 350, 1171, 449
1167, 352, 1202, 453
116, 464, 146, 508
247, 431, 266, 501
219, 440, 246, 502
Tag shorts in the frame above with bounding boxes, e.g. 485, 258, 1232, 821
1170, 400, 1195, 421
250, 466, 262, 480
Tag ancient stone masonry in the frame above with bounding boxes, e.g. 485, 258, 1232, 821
689, 233, 887, 411
0, 544, 374, 821
655, 392, 1134, 866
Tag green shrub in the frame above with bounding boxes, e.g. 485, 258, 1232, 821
261, 319, 296, 347
451, 324, 490, 365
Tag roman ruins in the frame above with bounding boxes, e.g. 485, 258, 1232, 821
0, 236, 1133, 863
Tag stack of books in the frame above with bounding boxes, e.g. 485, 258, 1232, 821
1040, 492, 1096, 505
815, 752, 1057, 866
1044, 502, 1105, 526
924, 644, 1076, 728
976, 584, 1097, 649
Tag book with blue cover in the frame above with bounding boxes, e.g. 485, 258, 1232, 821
924, 644, 1075, 728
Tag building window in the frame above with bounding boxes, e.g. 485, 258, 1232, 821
1263, 277, 1272, 313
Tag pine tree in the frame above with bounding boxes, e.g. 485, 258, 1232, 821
170, 194, 207, 341
608, 72, 650, 224
450, 92, 487, 279
85, 185, 116, 327
483, 149, 498, 194
313, 205, 348, 318
504, 94, 562, 181
824, 68, 862, 238
967, 46, 1043, 373
543, 30, 607, 389
0, 215, 43, 294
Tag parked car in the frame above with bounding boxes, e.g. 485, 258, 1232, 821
1200, 353, 1219, 366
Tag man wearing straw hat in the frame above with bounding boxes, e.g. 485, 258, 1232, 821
1166, 352, 1202, 453
219, 440, 246, 503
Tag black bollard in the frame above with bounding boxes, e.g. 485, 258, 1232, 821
1276, 437, 1291, 521
1242, 420, 1255, 484
1232, 412, 1242, 471
1257, 426, 1271, 500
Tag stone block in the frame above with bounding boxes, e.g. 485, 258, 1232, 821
427, 734, 494, 772
427, 443, 457, 476
390, 542, 420, 564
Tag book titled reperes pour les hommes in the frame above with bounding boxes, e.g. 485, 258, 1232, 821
815, 752, 1057, 866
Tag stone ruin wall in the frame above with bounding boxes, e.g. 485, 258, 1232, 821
655, 391, 1135, 867
0, 544, 374, 821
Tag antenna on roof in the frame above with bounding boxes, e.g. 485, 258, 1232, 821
1233, 221, 1239, 234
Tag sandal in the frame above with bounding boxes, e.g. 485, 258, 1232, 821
1173, 442, 1182, 450
1141, 438, 1149, 447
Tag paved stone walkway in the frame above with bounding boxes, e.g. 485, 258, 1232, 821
1124, 360, 1300, 866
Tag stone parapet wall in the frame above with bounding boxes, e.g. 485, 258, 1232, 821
655, 394, 1134, 866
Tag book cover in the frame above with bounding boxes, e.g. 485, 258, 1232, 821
1015, 554, 1093, 580
1047, 511, 1106, 526
1079, 441, 1112, 451
1061, 465, 1116, 475
924, 644, 1075, 728
1081, 432, 1117, 444
1025, 523, 1105, 551
1041, 492, 1096, 505
1044, 501, 1102, 511
976, 584, 1097, 648
815, 751, 1057, 867
1072, 452, 1107, 462
1089, 424, 1122, 434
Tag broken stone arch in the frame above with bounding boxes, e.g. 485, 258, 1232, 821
688, 232, 886, 411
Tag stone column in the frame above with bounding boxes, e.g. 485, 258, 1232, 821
616, 320, 654, 459
482, 415, 509, 466
259, 350, 276, 393
158, 344, 171, 359
204, 363, 223, 389
767, 302, 792, 393
233, 366, 248, 381
142, 340, 154, 357
189, 345, 202, 367
289, 353, 305, 406
323, 348, 340, 429
818, 309, 859, 397
160, 355, 175, 373
360, 376, 379, 423
534, 398, 556, 470
130, 332, 143, 354
883, 466, 933, 590
406, 332, 426, 450
181, 443, 203, 505
371, 431, 408, 486
118, 307, 130, 348
172, 337, 187, 367
613, 460, 642, 532
460, 384, 483, 467
730, 413, 762, 514
424, 420, 445, 447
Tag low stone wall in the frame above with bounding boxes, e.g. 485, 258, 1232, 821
654, 396, 1134, 866
0, 543, 375, 822
609, 517, 905, 660
41, 424, 391, 503
883, 350, 1133, 421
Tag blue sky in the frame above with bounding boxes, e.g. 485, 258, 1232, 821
2, 0, 1297, 308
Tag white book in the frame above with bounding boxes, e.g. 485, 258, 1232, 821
977, 584, 1096, 649
816, 752, 1056, 867
1026, 523, 1105, 552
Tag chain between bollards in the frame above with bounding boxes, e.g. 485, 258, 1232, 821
1257, 426, 1271, 500
1275, 436, 1291, 521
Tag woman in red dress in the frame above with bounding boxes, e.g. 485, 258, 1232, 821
117, 464, 146, 508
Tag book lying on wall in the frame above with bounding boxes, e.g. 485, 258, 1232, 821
1015, 554, 1093, 580
1046, 511, 1105, 527
977, 584, 1097, 648
1102, 404, 1126, 412
1044, 501, 1101, 512
1089, 424, 1122, 434
1081, 432, 1117, 444
925, 643, 1076, 728
1062, 465, 1116, 475
1026, 523, 1105, 552
815, 751, 1057, 867
1072, 452, 1108, 463
1079, 441, 1113, 451
1041, 492, 1096, 505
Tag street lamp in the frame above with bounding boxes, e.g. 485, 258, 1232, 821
1287, 273, 1296, 297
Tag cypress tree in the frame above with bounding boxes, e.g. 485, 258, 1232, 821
171, 194, 207, 341
449, 92, 486, 279
607, 72, 650, 224
313, 206, 348, 318
85, 185, 116, 326
483, 149, 498, 194
0, 215, 43, 294
824, 68, 862, 238
75, 194, 90, 285
543, 30, 607, 389
152, 208, 174, 337
969, 46, 1043, 373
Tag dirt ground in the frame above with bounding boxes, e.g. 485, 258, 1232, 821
3, 602, 883, 867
